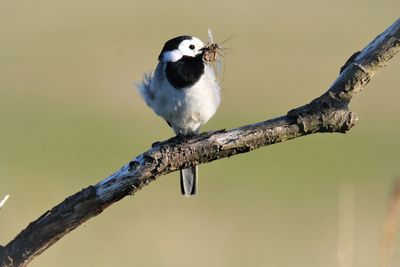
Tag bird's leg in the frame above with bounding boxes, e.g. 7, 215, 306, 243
151, 135, 180, 148
202, 129, 226, 136
176, 132, 192, 142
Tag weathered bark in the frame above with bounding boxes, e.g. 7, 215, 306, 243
1, 19, 399, 267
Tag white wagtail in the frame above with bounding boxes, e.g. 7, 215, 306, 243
137, 35, 221, 197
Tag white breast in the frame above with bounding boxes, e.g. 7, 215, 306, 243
145, 63, 221, 135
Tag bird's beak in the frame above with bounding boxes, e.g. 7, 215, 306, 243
199, 47, 208, 58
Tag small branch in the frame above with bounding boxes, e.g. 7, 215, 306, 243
1, 19, 400, 267
0, 195, 9, 210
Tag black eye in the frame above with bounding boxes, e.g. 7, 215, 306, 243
189, 44, 195, 50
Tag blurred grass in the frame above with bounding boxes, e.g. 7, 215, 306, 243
0, 0, 400, 266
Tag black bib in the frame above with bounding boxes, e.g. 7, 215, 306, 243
165, 54, 205, 89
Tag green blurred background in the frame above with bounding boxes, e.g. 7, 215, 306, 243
1, 1, 400, 266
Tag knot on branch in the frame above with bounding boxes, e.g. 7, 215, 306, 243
288, 103, 358, 134
320, 110, 358, 133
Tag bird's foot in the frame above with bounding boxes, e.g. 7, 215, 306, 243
151, 135, 180, 148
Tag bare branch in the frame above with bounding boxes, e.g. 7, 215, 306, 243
1, 19, 400, 267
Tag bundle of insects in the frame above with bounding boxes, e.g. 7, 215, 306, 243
202, 28, 223, 63
202, 28, 233, 82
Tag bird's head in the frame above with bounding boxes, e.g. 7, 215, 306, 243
158, 36, 205, 63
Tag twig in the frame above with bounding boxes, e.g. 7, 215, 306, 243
0, 19, 399, 267
0, 195, 9, 210
380, 179, 400, 267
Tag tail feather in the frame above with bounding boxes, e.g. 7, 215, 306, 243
180, 166, 198, 197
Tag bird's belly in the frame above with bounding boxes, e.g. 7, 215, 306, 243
155, 82, 220, 134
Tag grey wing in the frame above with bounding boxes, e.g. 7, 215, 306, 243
137, 64, 165, 108
137, 72, 155, 105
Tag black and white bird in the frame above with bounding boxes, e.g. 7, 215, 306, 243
138, 35, 221, 197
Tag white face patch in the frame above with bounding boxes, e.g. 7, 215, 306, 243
162, 50, 183, 63
178, 37, 204, 58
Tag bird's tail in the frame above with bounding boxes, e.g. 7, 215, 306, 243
180, 166, 198, 197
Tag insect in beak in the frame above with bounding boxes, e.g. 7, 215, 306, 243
201, 44, 219, 62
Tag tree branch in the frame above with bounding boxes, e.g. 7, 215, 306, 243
1, 19, 400, 267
